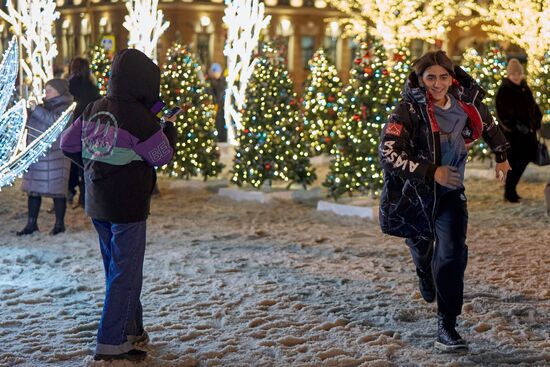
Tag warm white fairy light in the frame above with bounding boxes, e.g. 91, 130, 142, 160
0, 0, 58, 101
0, 103, 75, 189
460, 0, 549, 76
326, 0, 461, 51
123, 0, 170, 62
223, 0, 271, 145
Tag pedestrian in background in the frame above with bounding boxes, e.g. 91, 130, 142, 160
18, 79, 73, 236
496, 58, 542, 203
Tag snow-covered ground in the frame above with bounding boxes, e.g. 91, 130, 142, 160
0, 173, 549, 367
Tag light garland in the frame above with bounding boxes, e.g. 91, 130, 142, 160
223, 0, 271, 145
123, 0, 170, 62
0, 103, 75, 189
0, 0, 59, 100
0, 37, 19, 115
0, 101, 27, 165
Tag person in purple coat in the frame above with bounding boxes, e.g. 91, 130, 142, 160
61, 49, 177, 362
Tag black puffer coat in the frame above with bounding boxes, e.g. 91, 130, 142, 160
378, 66, 509, 240
496, 78, 542, 162
69, 75, 101, 122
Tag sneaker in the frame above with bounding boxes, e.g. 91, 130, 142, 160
93, 349, 147, 362
435, 313, 468, 351
417, 269, 436, 303
127, 330, 150, 346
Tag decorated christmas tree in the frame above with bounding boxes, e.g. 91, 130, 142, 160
530, 52, 550, 123
90, 45, 111, 96
231, 44, 315, 189
302, 48, 342, 155
462, 45, 507, 161
324, 40, 409, 199
160, 43, 223, 180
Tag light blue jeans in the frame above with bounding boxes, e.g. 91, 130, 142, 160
92, 219, 147, 355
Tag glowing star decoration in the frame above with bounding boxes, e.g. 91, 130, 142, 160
0, 37, 19, 115
123, 0, 170, 62
460, 0, 549, 75
0, 103, 75, 189
0, 0, 59, 100
0, 101, 27, 165
223, 0, 271, 144
326, 0, 460, 52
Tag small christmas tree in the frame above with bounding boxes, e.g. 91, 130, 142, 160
324, 40, 408, 199
90, 45, 111, 96
302, 48, 342, 155
462, 45, 507, 161
231, 44, 315, 189
160, 44, 223, 180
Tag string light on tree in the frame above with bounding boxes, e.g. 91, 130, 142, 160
123, 0, 169, 62
223, 0, 271, 144
232, 44, 315, 189
461, 45, 507, 161
160, 44, 223, 180
324, 40, 410, 199
302, 48, 342, 155
0, 0, 59, 100
90, 45, 111, 96
531, 52, 550, 122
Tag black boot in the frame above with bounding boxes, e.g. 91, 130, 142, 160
435, 313, 468, 351
17, 218, 39, 236
417, 268, 436, 303
17, 196, 41, 236
50, 198, 66, 235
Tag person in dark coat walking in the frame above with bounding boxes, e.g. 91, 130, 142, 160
208, 63, 227, 142
379, 51, 510, 351
61, 49, 177, 362
67, 57, 101, 208
496, 58, 543, 202
18, 79, 74, 236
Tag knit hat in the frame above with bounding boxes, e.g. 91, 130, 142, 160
506, 58, 524, 75
45, 78, 70, 96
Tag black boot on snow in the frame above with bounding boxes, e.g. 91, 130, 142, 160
417, 268, 436, 303
16, 220, 38, 236
435, 313, 468, 351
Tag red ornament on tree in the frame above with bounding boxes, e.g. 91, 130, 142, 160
324, 136, 331, 144
354, 58, 362, 65
393, 53, 404, 62
382, 69, 389, 76
353, 114, 360, 122
364, 67, 373, 75
244, 128, 250, 134
327, 95, 335, 102
264, 163, 271, 171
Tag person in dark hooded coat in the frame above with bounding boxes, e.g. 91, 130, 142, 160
61, 49, 177, 362
18, 79, 74, 236
496, 58, 542, 202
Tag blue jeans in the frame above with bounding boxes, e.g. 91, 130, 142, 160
92, 219, 147, 355
406, 189, 469, 317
